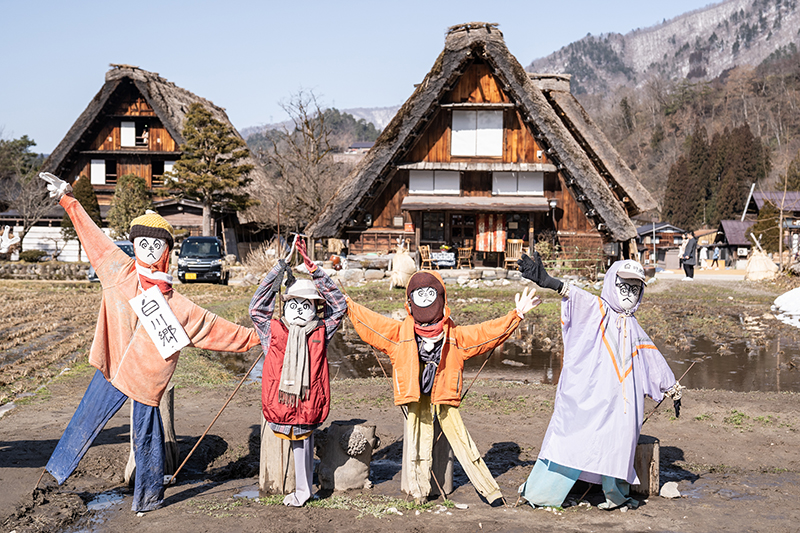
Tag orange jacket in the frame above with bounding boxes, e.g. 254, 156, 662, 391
61, 194, 260, 406
346, 271, 521, 407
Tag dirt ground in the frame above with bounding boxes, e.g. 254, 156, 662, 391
1, 277, 799, 532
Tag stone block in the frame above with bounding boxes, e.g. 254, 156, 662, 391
316, 422, 379, 490
339, 269, 365, 284
364, 269, 385, 280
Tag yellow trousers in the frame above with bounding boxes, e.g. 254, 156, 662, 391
405, 395, 502, 503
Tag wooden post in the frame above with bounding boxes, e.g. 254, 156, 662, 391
259, 412, 295, 494
414, 212, 421, 269
124, 383, 179, 485
528, 212, 535, 253
631, 434, 659, 496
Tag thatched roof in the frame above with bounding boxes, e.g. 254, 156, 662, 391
41, 64, 267, 185
306, 23, 646, 242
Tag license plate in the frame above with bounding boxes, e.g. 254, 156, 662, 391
185, 273, 197, 280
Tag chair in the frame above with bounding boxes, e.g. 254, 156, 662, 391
418, 245, 436, 270
457, 247, 473, 269
504, 239, 524, 270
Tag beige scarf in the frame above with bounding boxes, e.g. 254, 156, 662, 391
278, 318, 320, 407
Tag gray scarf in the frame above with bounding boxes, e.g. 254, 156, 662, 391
279, 318, 320, 407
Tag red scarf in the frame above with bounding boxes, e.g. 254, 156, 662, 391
413, 321, 444, 338
136, 253, 173, 294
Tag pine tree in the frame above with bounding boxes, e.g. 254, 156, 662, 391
106, 174, 152, 239
663, 155, 691, 228
167, 103, 257, 236
62, 176, 101, 260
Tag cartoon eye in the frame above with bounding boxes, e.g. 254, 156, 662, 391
153, 241, 162, 249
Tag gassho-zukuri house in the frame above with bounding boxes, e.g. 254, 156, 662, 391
305, 23, 655, 266
24, 64, 266, 258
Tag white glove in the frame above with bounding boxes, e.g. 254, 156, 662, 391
514, 286, 542, 318
665, 382, 684, 401
38, 172, 72, 201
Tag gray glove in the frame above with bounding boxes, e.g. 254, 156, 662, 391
517, 251, 563, 293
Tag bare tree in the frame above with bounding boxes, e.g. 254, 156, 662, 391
250, 90, 353, 234
0, 135, 53, 248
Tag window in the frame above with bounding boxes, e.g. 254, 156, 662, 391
673, 237, 682, 244
451, 110, 503, 157
90, 160, 106, 185
105, 160, 117, 185
152, 161, 164, 187
421, 212, 445, 242
409, 170, 460, 195
492, 172, 544, 195
121, 121, 136, 147
450, 214, 475, 245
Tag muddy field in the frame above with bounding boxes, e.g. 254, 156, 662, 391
0, 277, 799, 532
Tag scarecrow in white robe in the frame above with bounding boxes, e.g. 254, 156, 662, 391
517, 253, 680, 510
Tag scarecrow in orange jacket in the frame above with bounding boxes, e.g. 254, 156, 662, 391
346, 270, 540, 504
38, 172, 261, 512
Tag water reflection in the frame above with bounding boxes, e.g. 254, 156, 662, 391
212, 319, 800, 393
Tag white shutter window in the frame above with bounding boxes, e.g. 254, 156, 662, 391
517, 172, 544, 195
434, 171, 460, 194
451, 110, 476, 156
409, 170, 435, 194
121, 121, 136, 147
164, 161, 175, 174
492, 172, 516, 195
90, 160, 106, 185
476, 110, 503, 156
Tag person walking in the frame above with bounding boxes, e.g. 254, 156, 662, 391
681, 231, 697, 280
711, 245, 721, 269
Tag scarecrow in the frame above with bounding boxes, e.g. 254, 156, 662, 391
517, 253, 680, 510
37, 172, 261, 512
346, 270, 540, 504
249, 237, 346, 506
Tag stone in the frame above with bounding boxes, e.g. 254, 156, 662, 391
364, 269, 385, 280
506, 270, 522, 281
659, 481, 681, 499
483, 280, 495, 287
316, 423, 379, 490
481, 269, 497, 279
338, 269, 365, 284
495, 269, 508, 279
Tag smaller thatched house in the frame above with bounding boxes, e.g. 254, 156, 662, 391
305, 23, 655, 265
32, 64, 267, 256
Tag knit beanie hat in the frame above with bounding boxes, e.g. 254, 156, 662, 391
406, 271, 446, 325
129, 210, 175, 250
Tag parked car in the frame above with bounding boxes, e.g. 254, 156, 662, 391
87, 240, 135, 282
177, 236, 228, 284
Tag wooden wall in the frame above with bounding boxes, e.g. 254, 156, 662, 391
373, 178, 408, 228
87, 120, 176, 152
445, 62, 510, 104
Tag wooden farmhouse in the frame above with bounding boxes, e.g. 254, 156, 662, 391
35, 64, 265, 253
306, 23, 656, 265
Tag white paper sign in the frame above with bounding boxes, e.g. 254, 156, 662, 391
129, 286, 190, 359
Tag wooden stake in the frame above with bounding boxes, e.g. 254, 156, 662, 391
642, 360, 697, 426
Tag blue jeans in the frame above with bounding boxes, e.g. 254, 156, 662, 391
46, 370, 165, 512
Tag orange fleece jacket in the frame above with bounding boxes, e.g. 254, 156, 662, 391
61, 194, 260, 406
345, 271, 521, 407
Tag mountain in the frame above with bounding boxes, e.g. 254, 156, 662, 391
239, 105, 400, 141
529, 0, 800, 94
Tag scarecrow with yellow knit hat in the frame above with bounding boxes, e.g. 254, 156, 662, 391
38, 172, 261, 512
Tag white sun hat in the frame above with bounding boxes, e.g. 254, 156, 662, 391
282, 279, 323, 301
616, 260, 645, 281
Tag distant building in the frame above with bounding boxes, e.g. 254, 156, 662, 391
344, 142, 375, 154
636, 222, 685, 265
1, 64, 266, 260
306, 23, 656, 265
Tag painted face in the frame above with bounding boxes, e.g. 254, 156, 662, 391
615, 276, 643, 312
134, 236, 167, 265
411, 287, 437, 308
284, 297, 316, 326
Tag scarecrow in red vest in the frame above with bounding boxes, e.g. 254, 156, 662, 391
249, 237, 347, 506
37, 172, 261, 512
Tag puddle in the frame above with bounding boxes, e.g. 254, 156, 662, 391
0, 401, 15, 419
86, 491, 124, 511
216, 315, 800, 393
233, 485, 260, 499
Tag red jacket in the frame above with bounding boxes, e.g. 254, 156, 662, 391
261, 320, 330, 426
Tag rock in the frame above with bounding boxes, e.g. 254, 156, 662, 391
495, 268, 508, 279
659, 481, 681, 499
339, 269, 365, 284
364, 269, 385, 280
469, 270, 482, 280
506, 270, 522, 280
483, 280, 495, 287
501, 279, 511, 286
481, 269, 497, 279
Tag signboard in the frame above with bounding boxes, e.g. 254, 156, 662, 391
129, 286, 190, 359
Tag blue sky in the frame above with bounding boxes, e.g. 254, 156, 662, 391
0, 0, 716, 153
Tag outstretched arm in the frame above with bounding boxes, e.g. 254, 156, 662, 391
297, 238, 346, 341
517, 252, 568, 296
249, 260, 289, 347
346, 297, 402, 359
